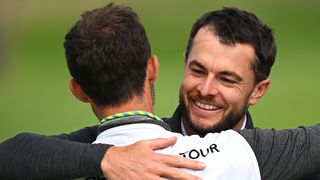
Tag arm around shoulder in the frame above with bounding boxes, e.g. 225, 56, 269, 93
0, 132, 111, 179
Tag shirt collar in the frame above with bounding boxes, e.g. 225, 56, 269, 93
98, 115, 171, 135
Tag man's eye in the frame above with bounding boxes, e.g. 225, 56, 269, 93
221, 77, 236, 84
191, 68, 203, 74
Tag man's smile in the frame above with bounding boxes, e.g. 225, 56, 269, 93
194, 100, 221, 111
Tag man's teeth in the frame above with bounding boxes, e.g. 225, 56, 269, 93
195, 101, 219, 110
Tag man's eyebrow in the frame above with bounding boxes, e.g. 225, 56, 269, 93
188, 59, 243, 81
220, 71, 243, 82
188, 59, 205, 70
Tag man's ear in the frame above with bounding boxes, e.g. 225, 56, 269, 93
68, 79, 90, 103
248, 79, 270, 106
147, 55, 159, 84
183, 52, 187, 66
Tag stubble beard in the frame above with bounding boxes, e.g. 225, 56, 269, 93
179, 88, 248, 137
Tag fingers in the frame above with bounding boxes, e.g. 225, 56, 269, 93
147, 136, 177, 150
159, 153, 206, 170
142, 137, 205, 179
141, 137, 206, 170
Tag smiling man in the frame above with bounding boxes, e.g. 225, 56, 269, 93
179, 26, 270, 136
166, 8, 275, 139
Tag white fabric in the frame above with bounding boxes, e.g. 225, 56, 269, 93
93, 123, 261, 180
240, 115, 247, 130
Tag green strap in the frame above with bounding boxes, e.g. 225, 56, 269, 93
100, 111, 162, 125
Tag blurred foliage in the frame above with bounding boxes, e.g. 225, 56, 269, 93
1, 0, 320, 141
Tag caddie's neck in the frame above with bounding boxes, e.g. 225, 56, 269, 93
93, 75, 156, 121
93, 94, 154, 121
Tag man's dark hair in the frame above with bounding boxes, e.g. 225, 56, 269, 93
185, 7, 277, 83
64, 3, 151, 106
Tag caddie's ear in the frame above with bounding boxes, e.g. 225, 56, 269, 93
248, 79, 271, 106
147, 55, 159, 84
68, 79, 90, 103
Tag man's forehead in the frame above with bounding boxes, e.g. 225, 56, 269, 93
193, 27, 256, 54
188, 45, 255, 64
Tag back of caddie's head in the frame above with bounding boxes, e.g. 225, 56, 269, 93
64, 3, 151, 107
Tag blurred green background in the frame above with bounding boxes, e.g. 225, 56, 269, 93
1, 0, 320, 142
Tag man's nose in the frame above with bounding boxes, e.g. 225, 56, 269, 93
197, 77, 219, 97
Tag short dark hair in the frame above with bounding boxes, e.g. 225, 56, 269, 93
185, 7, 277, 83
64, 3, 151, 106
